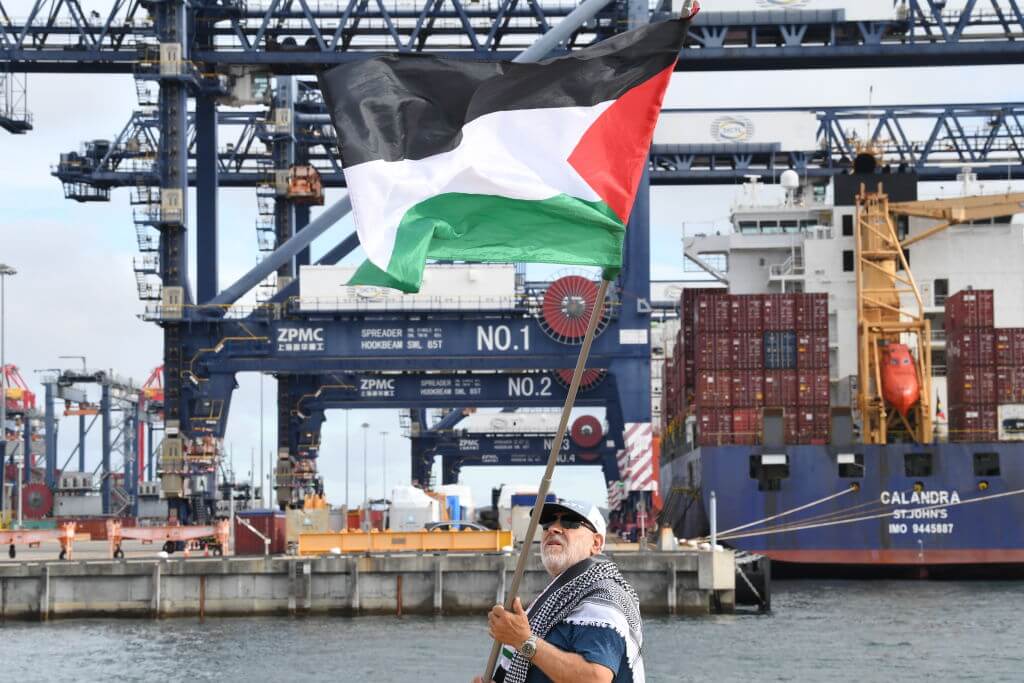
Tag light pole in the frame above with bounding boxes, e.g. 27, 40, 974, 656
380, 431, 389, 500
0, 264, 16, 522
361, 422, 370, 530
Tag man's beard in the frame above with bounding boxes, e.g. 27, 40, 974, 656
540, 533, 591, 576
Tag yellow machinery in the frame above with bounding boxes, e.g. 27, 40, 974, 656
855, 182, 1024, 444
298, 528, 513, 555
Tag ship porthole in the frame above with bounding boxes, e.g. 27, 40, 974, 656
913, 481, 925, 493
978, 480, 990, 491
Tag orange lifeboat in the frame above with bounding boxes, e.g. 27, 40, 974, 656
881, 343, 920, 418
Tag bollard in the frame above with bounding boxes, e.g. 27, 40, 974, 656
710, 491, 717, 550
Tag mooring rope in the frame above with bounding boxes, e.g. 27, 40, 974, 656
717, 498, 885, 540
716, 486, 1024, 542
714, 486, 858, 537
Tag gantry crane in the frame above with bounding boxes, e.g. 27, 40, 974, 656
855, 172, 1024, 444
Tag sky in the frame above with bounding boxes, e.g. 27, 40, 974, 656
2, 52, 1023, 511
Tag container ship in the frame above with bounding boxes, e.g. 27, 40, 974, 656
656, 160, 1024, 577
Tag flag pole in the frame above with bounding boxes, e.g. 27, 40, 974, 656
482, 277, 612, 681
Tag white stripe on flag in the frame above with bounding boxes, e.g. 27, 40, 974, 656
343, 103, 612, 271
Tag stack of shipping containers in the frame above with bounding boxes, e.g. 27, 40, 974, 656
945, 289, 1022, 441
667, 291, 831, 446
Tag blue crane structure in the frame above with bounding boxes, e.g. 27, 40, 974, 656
50, 98, 1024, 201
4, 0, 1024, 525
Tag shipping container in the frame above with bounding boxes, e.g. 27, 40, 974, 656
783, 410, 799, 444
697, 370, 732, 407
695, 333, 733, 370
732, 332, 765, 370
764, 370, 798, 407
947, 329, 996, 369
796, 293, 829, 331
235, 510, 287, 555
730, 296, 764, 332
993, 328, 1024, 367
945, 290, 995, 331
948, 367, 997, 406
950, 406, 998, 442
698, 409, 733, 446
731, 371, 765, 408
997, 404, 1024, 442
764, 330, 798, 369
796, 408, 831, 444
732, 408, 763, 446
695, 294, 731, 333
796, 332, 830, 370
762, 293, 797, 331
797, 370, 830, 407
996, 366, 1024, 404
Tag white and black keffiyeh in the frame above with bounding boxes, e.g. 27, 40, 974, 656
498, 559, 644, 683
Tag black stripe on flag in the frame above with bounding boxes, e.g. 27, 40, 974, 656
319, 18, 689, 167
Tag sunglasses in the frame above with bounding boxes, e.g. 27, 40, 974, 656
541, 515, 595, 532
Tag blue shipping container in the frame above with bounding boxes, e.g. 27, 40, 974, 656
764, 331, 797, 369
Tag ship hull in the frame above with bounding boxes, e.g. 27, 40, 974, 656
659, 442, 1024, 577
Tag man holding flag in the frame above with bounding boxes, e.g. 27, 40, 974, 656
478, 499, 644, 683
319, 7, 695, 682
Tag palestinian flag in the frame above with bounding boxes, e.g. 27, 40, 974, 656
318, 17, 692, 293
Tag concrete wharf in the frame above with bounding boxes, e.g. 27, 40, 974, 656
0, 548, 736, 620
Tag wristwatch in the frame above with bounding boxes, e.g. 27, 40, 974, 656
519, 634, 539, 660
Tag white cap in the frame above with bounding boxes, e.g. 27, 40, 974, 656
538, 498, 607, 538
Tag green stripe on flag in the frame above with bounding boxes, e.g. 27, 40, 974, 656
349, 192, 626, 293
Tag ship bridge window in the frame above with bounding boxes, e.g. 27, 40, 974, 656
973, 452, 1000, 477
842, 214, 853, 236
749, 454, 789, 491
738, 221, 758, 234
800, 220, 816, 230
842, 250, 854, 272
904, 452, 933, 477
837, 453, 864, 478
760, 221, 781, 234
781, 220, 799, 233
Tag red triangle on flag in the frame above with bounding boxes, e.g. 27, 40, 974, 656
568, 63, 675, 224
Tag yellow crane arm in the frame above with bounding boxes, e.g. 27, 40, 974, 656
893, 192, 1024, 248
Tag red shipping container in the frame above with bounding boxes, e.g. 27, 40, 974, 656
945, 290, 994, 331
763, 370, 798, 407
696, 294, 732, 333
993, 328, 1024, 366
797, 371, 830, 406
796, 332, 829, 370
948, 329, 996, 369
235, 511, 286, 555
698, 409, 733, 446
730, 296, 764, 332
696, 333, 733, 370
697, 370, 732, 407
794, 408, 830, 444
762, 293, 797, 331
731, 332, 765, 370
732, 408, 763, 445
996, 366, 1024, 403
948, 367, 997, 405
731, 371, 765, 407
783, 410, 799, 444
950, 405, 998, 442
796, 293, 829, 331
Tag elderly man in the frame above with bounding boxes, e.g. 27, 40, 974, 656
474, 499, 644, 683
